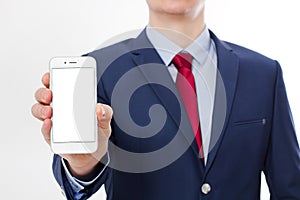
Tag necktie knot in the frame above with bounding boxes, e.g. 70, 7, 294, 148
172, 52, 193, 71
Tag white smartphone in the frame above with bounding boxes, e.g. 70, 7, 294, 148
50, 56, 98, 154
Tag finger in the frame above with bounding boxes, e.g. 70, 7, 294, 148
35, 88, 52, 105
96, 103, 113, 130
42, 72, 50, 88
31, 103, 52, 120
41, 118, 52, 145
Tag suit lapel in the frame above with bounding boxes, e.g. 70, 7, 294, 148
129, 30, 179, 127
204, 31, 240, 173
126, 29, 239, 172
129, 30, 202, 160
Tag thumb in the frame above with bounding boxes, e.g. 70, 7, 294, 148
96, 103, 113, 130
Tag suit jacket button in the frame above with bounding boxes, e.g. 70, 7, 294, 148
201, 183, 211, 194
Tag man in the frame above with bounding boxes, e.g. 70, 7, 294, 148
32, 0, 300, 199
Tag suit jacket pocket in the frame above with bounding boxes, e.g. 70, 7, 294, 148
233, 118, 267, 126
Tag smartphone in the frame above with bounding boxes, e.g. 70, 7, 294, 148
50, 56, 97, 154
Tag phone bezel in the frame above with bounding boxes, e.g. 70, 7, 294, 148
49, 56, 98, 154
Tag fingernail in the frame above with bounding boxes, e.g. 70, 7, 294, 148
101, 106, 106, 117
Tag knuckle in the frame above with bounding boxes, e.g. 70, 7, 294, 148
36, 88, 52, 104
32, 104, 51, 119
42, 73, 50, 85
34, 88, 42, 101
39, 105, 45, 117
31, 103, 40, 117
104, 105, 113, 117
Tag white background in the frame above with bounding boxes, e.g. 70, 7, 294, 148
0, 0, 299, 199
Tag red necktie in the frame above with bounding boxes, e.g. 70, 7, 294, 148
172, 52, 204, 159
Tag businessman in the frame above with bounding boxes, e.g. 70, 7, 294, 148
32, 0, 300, 199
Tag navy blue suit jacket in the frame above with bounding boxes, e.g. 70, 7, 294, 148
53, 29, 300, 200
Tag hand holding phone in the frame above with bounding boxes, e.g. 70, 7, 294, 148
31, 57, 113, 179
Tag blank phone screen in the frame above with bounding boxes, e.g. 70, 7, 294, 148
52, 68, 96, 143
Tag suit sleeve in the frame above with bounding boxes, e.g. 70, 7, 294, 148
263, 61, 300, 199
52, 154, 112, 200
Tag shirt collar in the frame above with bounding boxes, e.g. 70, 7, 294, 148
146, 25, 211, 66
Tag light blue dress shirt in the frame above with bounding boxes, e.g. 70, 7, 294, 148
62, 25, 218, 198
146, 25, 218, 162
